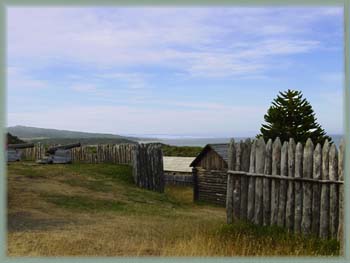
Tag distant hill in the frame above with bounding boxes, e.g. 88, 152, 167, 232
7, 133, 25, 144
7, 125, 138, 145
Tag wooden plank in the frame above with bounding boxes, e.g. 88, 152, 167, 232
247, 140, 256, 221
294, 142, 303, 234
254, 137, 265, 225
240, 138, 251, 220
311, 143, 322, 235
227, 139, 235, 223
320, 140, 330, 238
233, 141, 242, 220
263, 138, 272, 226
286, 138, 296, 231
277, 141, 288, 227
301, 138, 314, 235
338, 139, 344, 253
329, 143, 339, 238
270, 137, 281, 225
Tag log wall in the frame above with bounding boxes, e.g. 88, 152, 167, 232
193, 167, 227, 206
226, 137, 345, 241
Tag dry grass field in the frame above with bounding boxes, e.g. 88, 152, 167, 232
7, 162, 339, 256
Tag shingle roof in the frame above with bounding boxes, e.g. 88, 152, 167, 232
209, 144, 229, 162
189, 143, 229, 167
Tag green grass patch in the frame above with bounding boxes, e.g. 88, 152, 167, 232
68, 163, 134, 184
42, 194, 126, 212
161, 144, 202, 157
217, 221, 339, 256
63, 178, 113, 192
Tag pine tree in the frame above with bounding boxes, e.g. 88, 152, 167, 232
258, 89, 332, 144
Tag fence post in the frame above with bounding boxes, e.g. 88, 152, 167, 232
329, 143, 339, 238
247, 140, 256, 222
277, 141, 288, 227
270, 137, 281, 225
286, 138, 296, 231
320, 140, 330, 238
226, 139, 235, 224
233, 141, 242, 220
311, 143, 322, 235
294, 142, 304, 234
338, 139, 344, 253
254, 137, 265, 225
240, 138, 251, 220
301, 138, 314, 235
263, 139, 272, 226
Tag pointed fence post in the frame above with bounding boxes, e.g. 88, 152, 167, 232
286, 138, 296, 231
301, 138, 314, 235
277, 141, 288, 227
329, 143, 339, 238
240, 139, 251, 220
226, 139, 235, 224
294, 142, 303, 234
233, 141, 242, 219
254, 137, 265, 225
270, 137, 281, 225
263, 139, 272, 226
320, 140, 330, 238
247, 140, 256, 222
311, 143, 322, 235
338, 139, 344, 253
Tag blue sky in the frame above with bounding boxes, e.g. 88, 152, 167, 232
7, 7, 343, 137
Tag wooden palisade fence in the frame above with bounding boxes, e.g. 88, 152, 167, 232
226, 137, 344, 242
21, 143, 135, 165
133, 143, 165, 193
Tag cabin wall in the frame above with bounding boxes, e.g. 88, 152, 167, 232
192, 149, 228, 206
193, 167, 227, 206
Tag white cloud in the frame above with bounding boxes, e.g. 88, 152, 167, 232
7, 66, 48, 90
8, 104, 266, 136
7, 7, 341, 78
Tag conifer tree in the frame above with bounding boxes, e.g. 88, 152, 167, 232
258, 89, 332, 144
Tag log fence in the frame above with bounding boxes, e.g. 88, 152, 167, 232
227, 137, 344, 241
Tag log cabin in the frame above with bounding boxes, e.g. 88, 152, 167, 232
190, 144, 228, 206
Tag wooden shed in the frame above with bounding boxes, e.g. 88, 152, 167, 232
190, 144, 228, 206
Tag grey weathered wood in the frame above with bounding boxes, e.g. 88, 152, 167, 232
228, 139, 236, 171
226, 139, 235, 224
263, 139, 272, 226
311, 143, 322, 235
329, 143, 338, 238
286, 138, 296, 231
132, 143, 164, 192
301, 138, 314, 235
247, 140, 256, 221
294, 142, 303, 234
338, 139, 344, 253
320, 140, 330, 238
233, 141, 242, 219
240, 139, 251, 220
254, 137, 265, 225
270, 137, 281, 225
277, 141, 288, 227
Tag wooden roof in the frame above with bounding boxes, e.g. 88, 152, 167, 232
189, 143, 229, 167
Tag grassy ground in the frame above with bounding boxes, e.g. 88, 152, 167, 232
7, 162, 339, 256
161, 144, 202, 157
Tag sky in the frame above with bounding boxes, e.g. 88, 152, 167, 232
7, 7, 344, 138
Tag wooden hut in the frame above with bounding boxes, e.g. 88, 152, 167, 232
190, 144, 228, 206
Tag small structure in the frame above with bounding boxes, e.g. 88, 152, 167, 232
37, 142, 81, 164
190, 144, 228, 206
163, 156, 194, 186
7, 143, 35, 162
